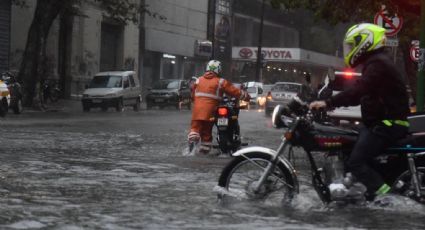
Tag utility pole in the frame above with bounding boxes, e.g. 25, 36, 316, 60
209, 0, 217, 60
255, 0, 265, 82
417, 0, 425, 112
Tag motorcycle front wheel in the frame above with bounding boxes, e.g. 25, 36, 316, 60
217, 152, 297, 204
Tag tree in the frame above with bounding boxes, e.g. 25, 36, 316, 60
270, 0, 421, 101
12, 0, 158, 108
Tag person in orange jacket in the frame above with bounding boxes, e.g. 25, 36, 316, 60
188, 60, 250, 155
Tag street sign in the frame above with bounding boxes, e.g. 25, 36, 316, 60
385, 38, 399, 47
374, 10, 403, 36
410, 40, 420, 62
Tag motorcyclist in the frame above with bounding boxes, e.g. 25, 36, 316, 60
188, 60, 250, 155
309, 23, 410, 200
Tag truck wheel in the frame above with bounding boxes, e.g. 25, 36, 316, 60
116, 98, 124, 112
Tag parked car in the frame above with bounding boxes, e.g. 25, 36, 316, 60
81, 71, 141, 112
264, 82, 310, 116
318, 71, 362, 126
145, 79, 191, 110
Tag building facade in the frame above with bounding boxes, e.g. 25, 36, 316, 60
9, 0, 347, 97
10, 1, 140, 98
0, 0, 11, 74
231, 1, 346, 87
141, 0, 210, 94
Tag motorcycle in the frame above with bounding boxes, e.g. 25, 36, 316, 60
217, 97, 425, 204
1, 71, 23, 114
42, 80, 61, 103
214, 95, 245, 155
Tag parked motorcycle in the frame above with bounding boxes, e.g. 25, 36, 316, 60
214, 96, 245, 155
217, 97, 425, 204
1, 71, 23, 114
42, 80, 61, 103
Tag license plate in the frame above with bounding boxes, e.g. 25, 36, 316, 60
217, 118, 228, 126
92, 99, 102, 103
155, 98, 164, 102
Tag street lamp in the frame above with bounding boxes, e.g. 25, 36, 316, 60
255, 0, 266, 82
417, 0, 425, 112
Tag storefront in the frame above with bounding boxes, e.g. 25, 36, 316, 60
232, 47, 344, 87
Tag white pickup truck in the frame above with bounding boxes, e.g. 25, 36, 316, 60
318, 71, 362, 126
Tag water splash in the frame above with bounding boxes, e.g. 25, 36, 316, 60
367, 194, 425, 213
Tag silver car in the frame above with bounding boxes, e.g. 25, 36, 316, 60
264, 82, 309, 116
81, 71, 142, 112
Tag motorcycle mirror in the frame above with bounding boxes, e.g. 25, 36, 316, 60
272, 105, 285, 128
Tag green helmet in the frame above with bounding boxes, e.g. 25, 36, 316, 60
343, 23, 386, 67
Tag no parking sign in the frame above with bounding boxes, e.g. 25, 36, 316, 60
410, 40, 420, 62
374, 10, 403, 36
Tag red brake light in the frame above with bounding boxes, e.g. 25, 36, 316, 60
218, 107, 228, 116
343, 72, 354, 79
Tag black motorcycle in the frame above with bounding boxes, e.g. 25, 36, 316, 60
217, 97, 425, 204
214, 96, 245, 155
42, 80, 61, 103
1, 72, 23, 114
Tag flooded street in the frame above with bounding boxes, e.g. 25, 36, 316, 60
0, 104, 424, 229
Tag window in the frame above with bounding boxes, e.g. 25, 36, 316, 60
123, 76, 129, 88
129, 75, 136, 87
89, 75, 122, 88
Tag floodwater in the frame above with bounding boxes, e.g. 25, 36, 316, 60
0, 104, 424, 229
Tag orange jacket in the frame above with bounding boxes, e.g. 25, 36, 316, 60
191, 72, 242, 121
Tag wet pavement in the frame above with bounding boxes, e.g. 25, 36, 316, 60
0, 101, 425, 229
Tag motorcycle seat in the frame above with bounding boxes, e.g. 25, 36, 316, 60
392, 132, 425, 150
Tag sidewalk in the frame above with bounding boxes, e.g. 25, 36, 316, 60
23, 98, 150, 113
23, 99, 82, 113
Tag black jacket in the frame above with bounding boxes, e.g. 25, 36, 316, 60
327, 49, 410, 127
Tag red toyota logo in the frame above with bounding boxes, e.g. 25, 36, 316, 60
239, 48, 253, 58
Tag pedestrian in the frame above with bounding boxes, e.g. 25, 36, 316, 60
309, 23, 410, 201
188, 60, 250, 155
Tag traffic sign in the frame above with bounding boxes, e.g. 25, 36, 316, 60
374, 10, 403, 36
410, 40, 420, 62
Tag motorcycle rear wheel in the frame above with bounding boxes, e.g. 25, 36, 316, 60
392, 167, 425, 204
217, 152, 297, 204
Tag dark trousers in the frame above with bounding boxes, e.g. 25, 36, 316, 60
347, 124, 408, 194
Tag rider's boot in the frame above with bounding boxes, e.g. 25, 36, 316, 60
188, 132, 200, 154
343, 173, 367, 201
